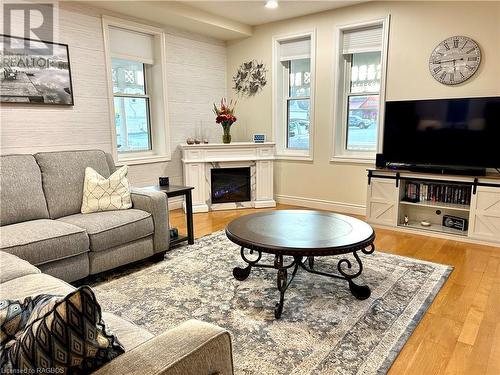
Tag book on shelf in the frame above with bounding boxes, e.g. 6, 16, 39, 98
403, 182, 471, 206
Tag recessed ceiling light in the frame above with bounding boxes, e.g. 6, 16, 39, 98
265, 0, 279, 9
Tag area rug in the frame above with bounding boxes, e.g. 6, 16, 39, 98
91, 230, 452, 375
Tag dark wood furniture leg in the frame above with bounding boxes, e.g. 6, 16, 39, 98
185, 190, 194, 245
150, 250, 167, 262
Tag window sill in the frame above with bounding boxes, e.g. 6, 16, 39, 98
116, 154, 171, 166
275, 154, 313, 161
330, 155, 375, 165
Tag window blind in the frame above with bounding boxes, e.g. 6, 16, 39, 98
109, 26, 155, 63
342, 26, 383, 54
279, 37, 311, 61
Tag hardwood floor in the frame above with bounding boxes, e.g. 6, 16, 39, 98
169, 204, 500, 375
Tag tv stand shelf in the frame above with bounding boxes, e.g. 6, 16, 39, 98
366, 168, 500, 247
399, 199, 470, 212
400, 221, 468, 237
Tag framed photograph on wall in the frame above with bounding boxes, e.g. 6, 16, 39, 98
0, 34, 74, 105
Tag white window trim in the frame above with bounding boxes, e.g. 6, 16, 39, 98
272, 30, 316, 161
102, 16, 171, 165
331, 16, 390, 164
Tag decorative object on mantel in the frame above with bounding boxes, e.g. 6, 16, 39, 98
0, 35, 74, 105
202, 123, 209, 144
253, 134, 266, 143
186, 137, 195, 145
199, 120, 209, 144
233, 59, 267, 97
213, 98, 237, 144
194, 123, 202, 144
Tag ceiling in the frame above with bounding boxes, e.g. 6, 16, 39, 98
184, 1, 365, 26
85, 1, 367, 40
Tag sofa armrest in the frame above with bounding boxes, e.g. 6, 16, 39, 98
93, 320, 233, 375
130, 189, 169, 253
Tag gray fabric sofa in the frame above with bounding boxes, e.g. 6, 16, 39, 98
0, 150, 169, 282
0, 251, 234, 374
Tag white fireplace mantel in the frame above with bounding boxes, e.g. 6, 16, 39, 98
181, 142, 276, 212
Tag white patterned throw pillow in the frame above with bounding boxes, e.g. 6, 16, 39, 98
81, 166, 132, 213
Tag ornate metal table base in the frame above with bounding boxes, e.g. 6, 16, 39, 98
233, 244, 375, 318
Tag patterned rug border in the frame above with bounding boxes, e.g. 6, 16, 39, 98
378, 263, 452, 373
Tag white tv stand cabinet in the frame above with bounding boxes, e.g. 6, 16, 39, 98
366, 168, 500, 246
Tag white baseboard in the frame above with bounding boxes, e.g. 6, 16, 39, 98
274, 194, 366, 216
253, 199, 277, 208
169, 194, 365, 216
167, 196, 184, 211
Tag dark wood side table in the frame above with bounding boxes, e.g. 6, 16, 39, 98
142, 185, 194, 246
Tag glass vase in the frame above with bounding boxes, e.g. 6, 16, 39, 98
222, 123, 232, 144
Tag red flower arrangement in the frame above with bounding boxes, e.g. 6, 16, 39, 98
213, 98, 237, 125
213, 98, 237, 143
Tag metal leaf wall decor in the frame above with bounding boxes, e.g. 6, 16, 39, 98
232, 60, 267, 97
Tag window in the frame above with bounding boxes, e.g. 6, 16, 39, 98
103, 17, 170, 164
273, 32, 315, 159
345, 52, 381, 152
332, 18, 389, 162
112, 59, 151, 152
286, 59, 311, 149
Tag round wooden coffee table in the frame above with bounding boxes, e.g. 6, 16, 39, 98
225, 210, 376, 318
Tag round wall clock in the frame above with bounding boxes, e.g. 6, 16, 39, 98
429, 36, 481, 85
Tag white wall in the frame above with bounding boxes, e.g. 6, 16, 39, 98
0, 2, 226, 187
226, 1, 500, 213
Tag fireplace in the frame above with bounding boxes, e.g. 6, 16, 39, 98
211, 167, 251, 204
181, 143, 276, 212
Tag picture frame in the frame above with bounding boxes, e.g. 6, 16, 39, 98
0, 34, 74, 105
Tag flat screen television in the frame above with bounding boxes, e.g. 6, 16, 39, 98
383, 96, 500, 169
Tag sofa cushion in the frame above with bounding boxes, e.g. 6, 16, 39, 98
1, 286, 125, 373
35, 150, 111, 219
58, 209, 153, 252
0, 251, 40, 284
101, 312, 154, 352
0, 155, 49, 226
81, 166, 132, 214
38, 253, 89, 283
0, 274, 74, 301
0, 219, 89, 266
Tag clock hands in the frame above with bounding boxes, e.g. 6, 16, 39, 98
434, 57, 465, 64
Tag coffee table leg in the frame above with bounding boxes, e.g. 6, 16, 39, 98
233, 265, 251, 281
308, 256, 314, 269
347, 280, 371, 300
233, 247, 262, 281
274, 255, 287, 318
337, 247, 374, 300
274, 255, 301, 319
298, 245, 375, 301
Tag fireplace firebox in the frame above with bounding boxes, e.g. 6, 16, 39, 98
211, 167, 251, 204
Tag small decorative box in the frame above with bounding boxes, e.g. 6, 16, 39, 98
253, 134, 266, 143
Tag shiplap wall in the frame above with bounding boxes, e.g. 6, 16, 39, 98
0, 2, 226, 187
